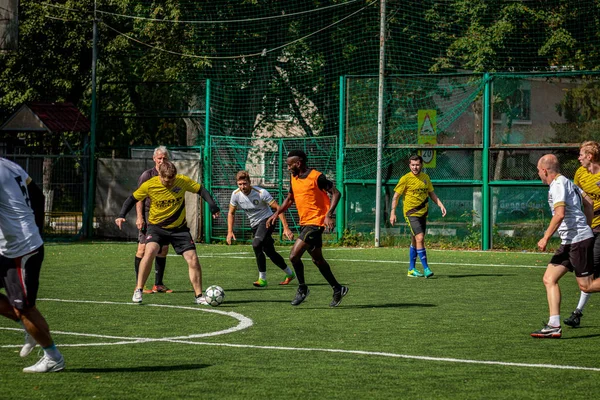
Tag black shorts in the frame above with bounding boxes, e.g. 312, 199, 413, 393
145, 224, 195, 255
298, 225, 324, 249
251, 218, 275, 244
550, 237, 595, 278
406, 215, 427, 236
0, 246, 44, 310
138, 223, 148, 244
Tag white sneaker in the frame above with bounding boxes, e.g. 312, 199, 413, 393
195, 295, 209, 305
23, 355, 65, 373
20, 331, 37, 357
132, 288, 143, 303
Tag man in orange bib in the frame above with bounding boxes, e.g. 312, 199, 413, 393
267, 150, 348, 307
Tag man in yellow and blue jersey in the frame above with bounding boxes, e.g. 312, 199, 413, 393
564, 141, 600, 328
115, 161, 220, 305
389, 155, 446, 278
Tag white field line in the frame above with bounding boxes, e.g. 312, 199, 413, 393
186, 253, 546, 269
1, 299, 597, 372
2, 325, 598, 372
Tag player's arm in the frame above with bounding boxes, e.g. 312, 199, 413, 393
227, 205, 236, 245
135, 201, 145, 231
115, 195, 139, 229
390, 192, 401, 226
538, 205, 565, 252
26, 178, 45, 235
270, 200, 294, 240
199, 186, 221, 218
582, 192, 594, 227
316, 174, 340, 231
429, 191, 447, 217
267, 190, 294, 228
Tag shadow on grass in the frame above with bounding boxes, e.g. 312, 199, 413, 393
225, 283, 331, 292
224, 299, 293, 305
447, 274, 514, 278
293, 303, 437, 310
67, 363, 210, 373
560, 332, 600, 340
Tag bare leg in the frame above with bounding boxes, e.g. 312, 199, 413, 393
137, 242, 160, 290
182, 249, 203, 296
542, 263, 569, 317
14, 307, 53, 348
0, 293, 19, 321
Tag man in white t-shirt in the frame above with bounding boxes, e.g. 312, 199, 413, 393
227, 171, 294, 287
532, 154, 595, 339
0, 158, 65, 372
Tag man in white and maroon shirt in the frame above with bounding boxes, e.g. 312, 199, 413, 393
0, 157, 65, 372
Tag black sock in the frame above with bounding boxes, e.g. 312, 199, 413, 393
155, 257, 166, 285
134, 256, 142, 282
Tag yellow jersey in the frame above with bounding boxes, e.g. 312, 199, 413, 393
394, 171, 434, 218
133, 174, 201, 229
574, 166, 600, 230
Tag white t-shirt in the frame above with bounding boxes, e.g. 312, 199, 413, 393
229, 186, 275, 228
0, 158, 44, 257
548, 174, 594, 244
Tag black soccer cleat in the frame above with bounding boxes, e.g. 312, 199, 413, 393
564, 310, 583, 328
330, 286, 348, 307
291, 287, 310, 306
530, 323, 562, 338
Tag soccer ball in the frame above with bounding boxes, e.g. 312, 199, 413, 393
205, 285, 225, 306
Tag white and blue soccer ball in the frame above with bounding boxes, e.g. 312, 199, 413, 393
205, 285, 225, 306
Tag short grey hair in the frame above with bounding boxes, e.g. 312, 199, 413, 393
154, 145, 170, 159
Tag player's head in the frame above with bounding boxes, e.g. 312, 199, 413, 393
153, 146, 170, 169
537, 154, 560, 184
158, 160, 177, 189
408, 154, 423, 176
579, 141, 600, 169
286, 150, 307, 177
236, 170, 252, 195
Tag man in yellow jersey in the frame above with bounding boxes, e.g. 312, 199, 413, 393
135, 146, 171, 294
390, 154, 446, 278
115, 161, 220, 305
267, 150, 348, 307
564, 141, 600, 328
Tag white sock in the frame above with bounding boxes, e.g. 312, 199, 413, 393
548, 315, 561, 327
576, 291, 591, 311
284, 267, 293, 276
259, 272, 267, 280
43, 344, 62, 360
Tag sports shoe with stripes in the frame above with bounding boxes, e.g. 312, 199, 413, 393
407, 269, 424, 278
530, 324, 562, 338
153, 284, 173, 293
132, 288, 143, 304
564, 310, 583, 328
20, 331, 37, 357
279, 272, 296, 285
330, 286, 349, 307
291, 287, 309, 306
23, 355, 65, 373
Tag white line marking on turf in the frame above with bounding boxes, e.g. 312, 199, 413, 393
1, 299, 595, 372
192, 254, 546, 269
0, 299, 254, 349
167, 342, 600, 372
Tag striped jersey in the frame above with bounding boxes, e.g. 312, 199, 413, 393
229, 186, 275, 228
393, 171, 434, 218
133, 174, 201, 229
0, 158, 43, 257
548, 174, 593, 244
574, 165, 600, 231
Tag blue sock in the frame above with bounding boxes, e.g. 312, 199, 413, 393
409, 246, 417, 270
42, 343, 61, 360
417, 248, 430, 269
